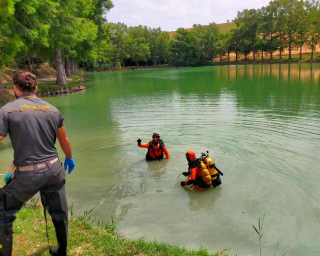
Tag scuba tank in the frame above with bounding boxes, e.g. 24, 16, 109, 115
182, 151, 223, 188
198, 160, 212, 186
200, 151, 223, 187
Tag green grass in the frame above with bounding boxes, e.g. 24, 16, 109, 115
13, 202, 227, 256
217, 22, 236, 33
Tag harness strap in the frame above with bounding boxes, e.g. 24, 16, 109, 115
209, 164, 224, 176
148, 142, 163, 161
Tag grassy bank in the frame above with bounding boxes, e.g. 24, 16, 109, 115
0, 72, 87, 107
13, 202, 225, 256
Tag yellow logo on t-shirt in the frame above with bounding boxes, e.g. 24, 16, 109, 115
19, 104, 51, 110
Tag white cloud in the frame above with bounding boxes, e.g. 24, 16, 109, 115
107, 0, 271, 31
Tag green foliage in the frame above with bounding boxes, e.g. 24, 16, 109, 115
235, 9, 260, 58
128, 26, 151, 65
305, 0, 320, 58
1, 0, 320, 74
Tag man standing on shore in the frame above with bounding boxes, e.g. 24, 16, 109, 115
0, 71, 75, 256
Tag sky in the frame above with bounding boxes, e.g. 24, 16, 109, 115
107, 0, 271, 31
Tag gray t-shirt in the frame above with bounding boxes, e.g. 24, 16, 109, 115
0, 94, 64, 166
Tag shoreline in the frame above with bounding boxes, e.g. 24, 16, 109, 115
2, 58, 319, 106
0, 71, 88, 107
0, 85, 87, 107
13, 202, 224, 255
90, 57, 320, 73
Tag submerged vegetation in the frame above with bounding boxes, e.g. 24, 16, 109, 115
1, 0, 320, 87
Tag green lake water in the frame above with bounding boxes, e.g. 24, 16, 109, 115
1, 64, 320, 255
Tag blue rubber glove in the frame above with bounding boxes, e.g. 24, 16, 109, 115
4, 173, 12, 183
64, 158, 75, 174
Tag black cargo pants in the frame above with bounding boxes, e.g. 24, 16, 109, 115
0, 158, 68, 256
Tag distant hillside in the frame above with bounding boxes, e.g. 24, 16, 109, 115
216, 22, 236, 33
169, 22, 236, 36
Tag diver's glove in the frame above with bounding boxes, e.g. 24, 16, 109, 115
4, 173, 12, 183
182, 171, 191, 177
64, 158, 76, 174
181, 181, 186, 187
137, 139, 142, 144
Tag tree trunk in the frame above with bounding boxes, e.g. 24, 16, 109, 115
253, 52, 256, 61
279, 33, 283, 60
27, 57, 31, 70
227, 52, 230, 63
62, 62, 67, 80
262, 50, 264, 60
219, 55, 222, 63
56, 49, 67, 86
299, 28, 303, 60
65, 58, 71, 77
311, 41, 314, 59
70, 60, 75, 74
71, 60, 78, 74
136, 62, 139, 67
289, 33, 292, 60
236, 50, 238, 62
146, 62, 147, 66
74, 60, 78, 73
0, 74, 3, 89
270, 34, 273, 61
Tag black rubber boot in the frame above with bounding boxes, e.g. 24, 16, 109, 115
49, 227, 67, 256
0, 232, 12, 256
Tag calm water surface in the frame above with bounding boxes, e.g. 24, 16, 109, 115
1, 64, 320, 255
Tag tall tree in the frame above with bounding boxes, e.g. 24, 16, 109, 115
128, 26, 151, 66
48, 0, 112, 85
234, 9, 260, 60
170, 28, 197, 66
258, 5, 278, 60
154, 32, 171, 65
192, 23, 220, 64
216, 33, 228, 62
230, 29, 241, 62
281, 0, 300, 60
148, 27, 162, 65
274, 0, 287, 60
305, 0, 320, 59
295, 0, 308, 59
